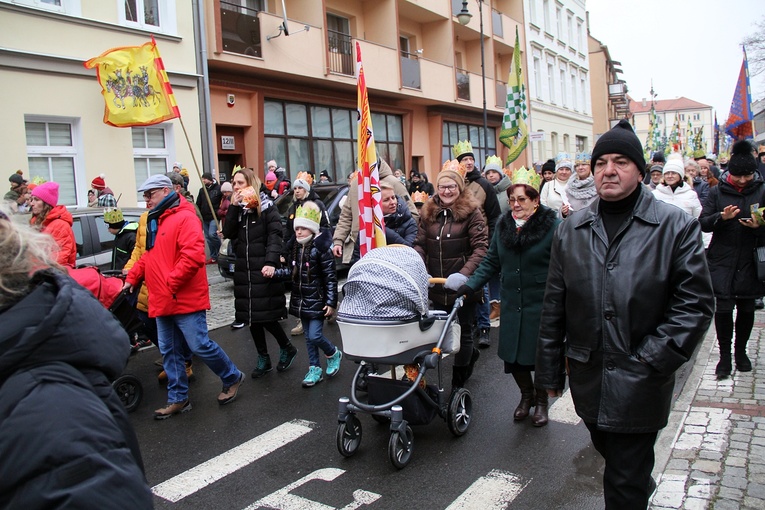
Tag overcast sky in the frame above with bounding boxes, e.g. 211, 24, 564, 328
586, 0, 764, 121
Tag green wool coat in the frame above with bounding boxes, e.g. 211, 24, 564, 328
467, 205, 560, 366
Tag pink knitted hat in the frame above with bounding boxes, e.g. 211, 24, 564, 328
31, 181, 59, 207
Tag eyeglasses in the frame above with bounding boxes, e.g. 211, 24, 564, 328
438, 184, 458, 192
142, 189, 162, 201
508, 196, 530, 204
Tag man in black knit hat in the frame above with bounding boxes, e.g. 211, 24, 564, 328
536, 119, 715, 510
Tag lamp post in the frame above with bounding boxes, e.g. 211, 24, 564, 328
457, 0, 488, 161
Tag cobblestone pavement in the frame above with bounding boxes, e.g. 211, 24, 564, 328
650, 312, 765, 510
205, 265, 236, 331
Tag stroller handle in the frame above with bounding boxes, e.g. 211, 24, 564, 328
428, 277, 447, 285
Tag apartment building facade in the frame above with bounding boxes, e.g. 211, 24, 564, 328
522, 0, 592, 162
587, 32, 629, 140
205, 0, 527, 183
0, 0, 204, 207
630, 97, 714, 156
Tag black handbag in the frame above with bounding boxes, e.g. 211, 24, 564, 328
755, 246, 765, 281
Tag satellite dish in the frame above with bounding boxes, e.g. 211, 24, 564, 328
281, 0, 289, 36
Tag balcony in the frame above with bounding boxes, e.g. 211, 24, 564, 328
220, 1, 262, 58
328, 29, 353, 76
400, 51, 420, 89
456, 68, 470, 101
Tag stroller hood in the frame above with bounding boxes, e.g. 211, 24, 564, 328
338, 246, 429, 320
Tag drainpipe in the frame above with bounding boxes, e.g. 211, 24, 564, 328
193, 0, 215, 177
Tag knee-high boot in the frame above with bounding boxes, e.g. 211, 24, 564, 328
714, 312, 734, 379
511, 372, 535, 421
734, 311, 754, 372
531, 390, 549, 427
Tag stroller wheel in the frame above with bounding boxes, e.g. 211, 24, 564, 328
113, 374, 143, 413
336, 415, 362, 457
388, 425, 413, 469
447, 387, 472, 436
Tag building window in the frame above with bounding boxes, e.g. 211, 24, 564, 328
550, 132, 558, 155
543, 0, 550, 33
693, 113, 700, 121
327, 13, 353, 75
580, 76, 586, 113
556, 7, 562, 40
529, 0, 537, 25
264, 99, 404, 182
132, 126, 172, 203
571, 73, 577, 110
120, 0, 177, 33
533, 57, 542, 99
560, 68, 567, 107
547, 62, 555, 103
8, 0, 81, 15
567, 14, 573, 47
680, 113, 685, 121
576, 135, 586, 153
25, 117, 81, 206
563, 134, 570, 152
221, 0, 264, 10
577, 21, 583, 51
442, 121, 497, 167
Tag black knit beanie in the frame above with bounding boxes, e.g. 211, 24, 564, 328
541, 159, 555, 173
591, 119, 646, 175
456, 152, 474, 163
727, 140, 757, 176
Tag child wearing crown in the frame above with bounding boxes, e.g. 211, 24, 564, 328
270, 201, 343, 387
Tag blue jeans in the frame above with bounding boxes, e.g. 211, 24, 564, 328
204, 220, 221, 260
488, 275, 501, 302
301, 318, 337, 367
474, 285, 491, 329
156, 311, 240, 403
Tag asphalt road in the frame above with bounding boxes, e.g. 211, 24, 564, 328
127, 319, 609, 510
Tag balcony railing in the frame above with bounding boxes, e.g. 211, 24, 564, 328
492, 9, 503, 38
400, 52, 421, 89
456, 68, 470, 101
496, 81, 507, 108
328, 29, 353, 75
220, 1, 262, 58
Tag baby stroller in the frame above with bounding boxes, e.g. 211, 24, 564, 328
335, 246, 472, 469
68, 268, 145, 412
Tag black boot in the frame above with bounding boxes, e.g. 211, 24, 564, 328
734, 338, 752, 372
512, 372, 535, 421
451, 365, 468, 389
715, 339, 732, 379
464, 348, 480, 381
531, 390, 549, 427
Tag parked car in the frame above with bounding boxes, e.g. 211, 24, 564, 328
70, 207, 145, 270
217, 183, 350, 280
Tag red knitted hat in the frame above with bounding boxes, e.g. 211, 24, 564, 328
91, 175, 106, 190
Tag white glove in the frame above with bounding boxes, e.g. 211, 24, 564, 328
444, 272, 468, 291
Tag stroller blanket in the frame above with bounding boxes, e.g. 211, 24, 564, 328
338, 246, 429, 320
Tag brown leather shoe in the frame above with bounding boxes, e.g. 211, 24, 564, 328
158, 361, 194, 383
489, 302, 501, 321
154, 399, 192, 420
531, 392, 549, 427
514, 392, 535, 421
218, 371, 244, 405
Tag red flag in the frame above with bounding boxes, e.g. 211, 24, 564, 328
84, 37, 180, 127
356, 42, 385, 257
724, 47, 753, 140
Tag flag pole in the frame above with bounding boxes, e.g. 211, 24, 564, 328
179, 116, 220, 231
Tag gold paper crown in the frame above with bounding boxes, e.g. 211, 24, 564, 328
411, 191, 429, 203
440, 159, 467, 179
575, 152, 591, 164
295, 203, 322, 225
232, 165, 243, 174
295, 171, 313, 184
485, 155, 503, 169
103, 208, 124, 224
452, 140, 473, 159
510, 166, 541, 192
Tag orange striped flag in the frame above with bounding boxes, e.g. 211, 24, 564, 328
85, 37, 180, 127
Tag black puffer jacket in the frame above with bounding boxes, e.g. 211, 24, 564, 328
536, 187, 714, 433
283, 194, 331, 259
700, 171, 765, 299
274, 232, 338, 320
197, 181, 222, 221
223, 200, 288, 323
384, 196, 418, 246
414, 191, 489, 307
0, 271, 153, 508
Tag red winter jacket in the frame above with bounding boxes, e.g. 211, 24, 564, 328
33, 205, 76, 267
126, 197, 210, 317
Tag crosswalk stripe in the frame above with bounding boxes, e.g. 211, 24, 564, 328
152, 419, 315, 503
548, 389, 581, 425
445, 469, 529, 509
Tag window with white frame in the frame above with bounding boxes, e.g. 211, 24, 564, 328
580, 76, 586, 113
529, 0, 537, 25
534, 56, 542, 99
556, 7, 562, 40
547, 62, 555, 103
560, 68, 567, 107
577, 21, 583, 51
571, 73, 577, 110
567, 14, 573, 47
120, 0, 177, 33
543, 0, 550, 33
693, 113, 700, 121
5, 0, 81, 15
25, 117, 81, 206
132, 125, 172, 202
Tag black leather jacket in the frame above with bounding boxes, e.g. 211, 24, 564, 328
536, 186, 714, 433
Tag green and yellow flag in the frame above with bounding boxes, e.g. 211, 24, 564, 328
499, 27, 528, 165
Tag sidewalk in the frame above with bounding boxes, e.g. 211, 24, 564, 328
650, 312, 765, 509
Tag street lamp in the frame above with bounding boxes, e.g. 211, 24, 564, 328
456, 1, 488, 161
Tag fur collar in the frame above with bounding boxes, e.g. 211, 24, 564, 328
497, 205, 557, 251
420, 192, 480, 224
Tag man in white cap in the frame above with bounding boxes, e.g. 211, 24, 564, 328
124, 174, 244, 419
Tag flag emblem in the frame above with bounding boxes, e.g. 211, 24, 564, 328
499, 27, 528, 165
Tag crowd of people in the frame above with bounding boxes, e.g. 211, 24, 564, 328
4, 130, 765, 509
